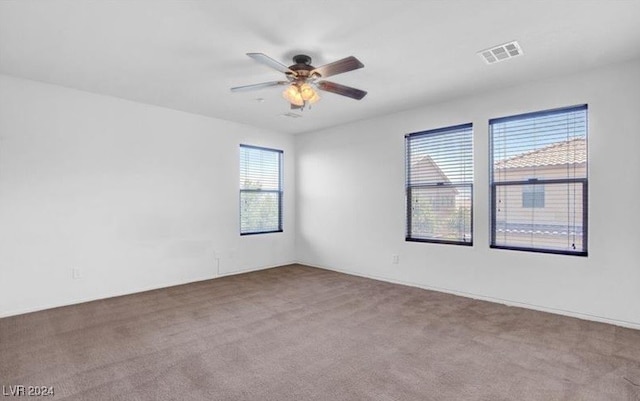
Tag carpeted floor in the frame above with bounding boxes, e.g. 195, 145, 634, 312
1, 264, 639, 400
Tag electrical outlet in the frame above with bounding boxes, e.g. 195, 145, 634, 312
392, 254, 400, 264
72, 268, 82, 279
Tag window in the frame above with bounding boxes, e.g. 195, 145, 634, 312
406, 123, 473, 245
239, 145, 283, 235
490, 105, 588, 256
522, 184, 545, 208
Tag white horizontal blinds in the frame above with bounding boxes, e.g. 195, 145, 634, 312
239, 145, 283, 235
406, 123, 473, 244
490, 105, 588, 255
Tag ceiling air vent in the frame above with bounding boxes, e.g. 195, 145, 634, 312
478, 41, 523, 64
281, 112, 303, 119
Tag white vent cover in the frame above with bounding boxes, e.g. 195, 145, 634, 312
478, 41, 523, 64
281, 112, 302, 118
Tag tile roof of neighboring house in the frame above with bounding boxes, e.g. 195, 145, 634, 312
495, 138, 586, 169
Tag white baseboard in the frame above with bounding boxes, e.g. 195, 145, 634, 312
5, 260, 638, 331
298, 261, 640, 331
217, 260, 297, 278
0, 261, 297, 318
0, 276, 209, 318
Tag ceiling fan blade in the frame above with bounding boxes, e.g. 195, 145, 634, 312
230, 81, 289, 92
247, 53, 295, 74
311, 56, 364, 78
316, 81, 367, 100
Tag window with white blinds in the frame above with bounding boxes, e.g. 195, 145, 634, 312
239, 145, 283, 235
406, 123, 473, 245
490, 105, 588, 256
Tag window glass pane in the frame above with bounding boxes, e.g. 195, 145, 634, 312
490, 105, 587, 255
406, 123, 473, 245
240, 146, 281, 191
408, 126, 473, 186
240, 191, 281, 234
239, 145, 283, 235
410, 185, 472, 243
494, 182, 584, 252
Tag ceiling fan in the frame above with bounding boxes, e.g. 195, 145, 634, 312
230, 53, 367, 110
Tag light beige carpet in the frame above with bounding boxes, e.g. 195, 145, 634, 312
1, 264, 639, 400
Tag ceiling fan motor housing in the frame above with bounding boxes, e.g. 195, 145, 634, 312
289, 55, 315, 79
293, 54, 312, 65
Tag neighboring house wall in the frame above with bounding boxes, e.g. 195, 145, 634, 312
493, 139, 587, 249
494, 163, 586, 227
493, 163, 586, 250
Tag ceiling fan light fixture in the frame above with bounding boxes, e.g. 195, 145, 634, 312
300, 83, 320, 104
282, 83, 320, 107
232, 53, 366, 109
282, 84, 304, 106
299, 83, 314, 101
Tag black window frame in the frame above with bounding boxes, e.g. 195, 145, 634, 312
489, 105, 588, 256
239, 144, 283, 236
405, 123, 474, 246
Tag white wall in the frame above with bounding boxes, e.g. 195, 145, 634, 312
3, 60, 639, 326
0, 75, 296, 317
295, 59, 640, 328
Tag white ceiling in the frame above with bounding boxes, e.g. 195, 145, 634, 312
1, 1, 640, 135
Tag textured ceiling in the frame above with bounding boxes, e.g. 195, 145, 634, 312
1, 1, 640, 135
